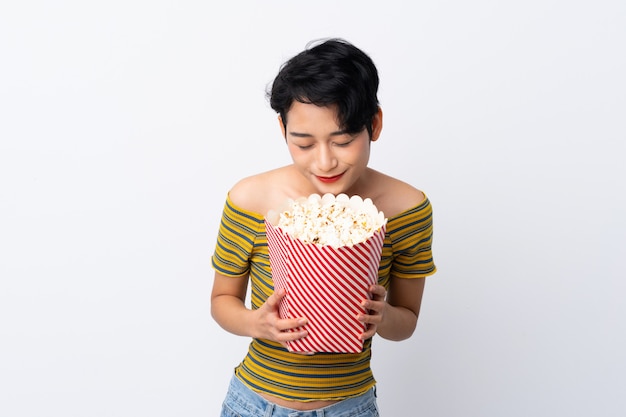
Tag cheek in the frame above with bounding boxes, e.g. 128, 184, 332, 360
287, 147, 310, 165
286, 143, 301, 156
345, 144, 370, 164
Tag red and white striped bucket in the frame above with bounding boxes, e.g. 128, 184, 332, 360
265, 220, 386, 353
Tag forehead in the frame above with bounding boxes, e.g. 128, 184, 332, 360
285, 101, 341, 128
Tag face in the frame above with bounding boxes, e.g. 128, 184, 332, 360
280, 101, 382, 196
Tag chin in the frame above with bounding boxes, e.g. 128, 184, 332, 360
317, 184, 352, 197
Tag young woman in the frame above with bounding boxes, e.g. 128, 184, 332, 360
211, 38, 436, 416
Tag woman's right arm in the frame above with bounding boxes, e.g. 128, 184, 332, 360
210, 272, 309, 345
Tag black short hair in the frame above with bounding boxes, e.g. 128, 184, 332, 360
268, 38, 380, 138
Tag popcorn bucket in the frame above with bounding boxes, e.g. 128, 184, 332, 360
265, 194, 386, 354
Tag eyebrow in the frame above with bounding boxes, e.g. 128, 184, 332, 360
288, 130, 349, 138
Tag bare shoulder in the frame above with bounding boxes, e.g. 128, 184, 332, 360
228, 167, 292, 215
369, 171, 426, 218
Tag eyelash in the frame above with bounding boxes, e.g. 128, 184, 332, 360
295, 137, 355, 150
335, 140, 353, 147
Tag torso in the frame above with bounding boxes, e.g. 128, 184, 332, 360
225, 164, 426, 407
258, 392, 340, 411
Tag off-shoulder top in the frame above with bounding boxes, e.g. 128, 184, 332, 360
211, 195, 436, 401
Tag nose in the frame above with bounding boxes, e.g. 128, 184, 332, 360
315, 144, 338, 173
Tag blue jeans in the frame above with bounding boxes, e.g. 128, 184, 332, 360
220, 374, 380, 417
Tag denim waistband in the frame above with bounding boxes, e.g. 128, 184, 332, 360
221, 374, 379, 417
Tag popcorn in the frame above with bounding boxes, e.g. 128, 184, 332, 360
265, 194, 387, 353
267, 193, 386, 248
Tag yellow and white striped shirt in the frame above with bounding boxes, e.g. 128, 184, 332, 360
211, 195, 436, 401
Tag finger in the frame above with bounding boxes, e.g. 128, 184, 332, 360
277, 327, 308, 342
369, 285, 387, 301
361, 298, 384, 314
266, 288, 286, 309
358, 311, 382, 325
360, 324, 377, 340
276, 317, 308, 332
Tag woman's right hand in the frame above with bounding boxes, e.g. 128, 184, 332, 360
252, 288, 309, 350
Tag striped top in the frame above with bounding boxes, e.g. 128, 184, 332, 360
211, 195, 436, 401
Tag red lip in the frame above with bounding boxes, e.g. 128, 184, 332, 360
317, 173, 344, 183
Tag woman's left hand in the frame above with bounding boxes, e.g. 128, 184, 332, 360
358, 284, 388, 340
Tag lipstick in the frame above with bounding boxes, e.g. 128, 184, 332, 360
317, 173, 344, 183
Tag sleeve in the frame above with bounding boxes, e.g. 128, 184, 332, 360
390, 199, 437, 279
211, 197, 265, 277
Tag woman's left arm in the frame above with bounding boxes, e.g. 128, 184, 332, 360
359, 277, 425, 341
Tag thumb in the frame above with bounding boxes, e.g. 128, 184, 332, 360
267, 287, 286, 309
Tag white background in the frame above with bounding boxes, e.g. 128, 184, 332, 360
1, 1, 625, 416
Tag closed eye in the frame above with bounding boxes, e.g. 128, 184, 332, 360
334, 137, 356, 147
